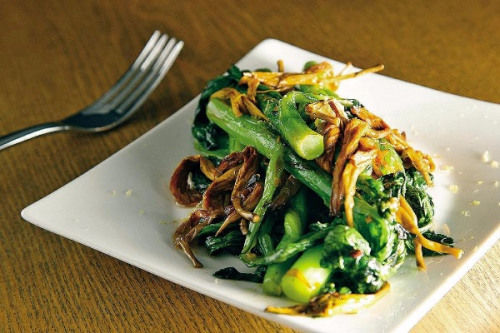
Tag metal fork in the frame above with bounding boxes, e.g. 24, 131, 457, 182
0, 31, 183, 151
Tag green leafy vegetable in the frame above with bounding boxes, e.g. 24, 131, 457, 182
321, 225, 391, 294
404, 168, 434, 229
204, 230, 245, 255
405, 230, 456, 256
214, 266, 266, 283
192, 65, 244, 150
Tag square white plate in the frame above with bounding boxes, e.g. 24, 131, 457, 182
22, 39, 500, 333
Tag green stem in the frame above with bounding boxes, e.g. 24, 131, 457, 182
242, 144, 284, 253
280, 244, 333, 303
262, 189, 308, 296
264, 91, 324, 160
206, 98, 332, 206
228, 135, 245, 152
243, 225, 335, 266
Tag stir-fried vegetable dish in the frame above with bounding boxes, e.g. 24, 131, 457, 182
169, 60, 463, 317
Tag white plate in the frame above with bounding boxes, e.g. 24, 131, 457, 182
22, 39, 500, 333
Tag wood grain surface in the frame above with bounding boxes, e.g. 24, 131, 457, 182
1, 1, 499, 332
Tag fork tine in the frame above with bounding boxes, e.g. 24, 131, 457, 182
95, 31, 163, 106
115, 38, 183, 115
103, 34, 170, 111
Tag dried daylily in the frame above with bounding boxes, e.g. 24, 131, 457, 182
216, 150, 245, 173
385, 129, 435, 185
276, 59, 285, 72
169, 155, 219, 207
342, 149, 377, 227
396, 196, 463, 269
242, 61, 384, 92
385, 129, 408, 152
307, 99, 349, 173
245, 76, 260, 102
231, 147, 261, 222
203, 166, 241, 215
211, 87, 268, 120
216, 181, 263, 236
350, 106, 390, 131
173, 209, 213, 268
331, 119, 370, 216
315, 121, 342, 173
172, 147, 269, 266
401, 148, 435, 186
305, 99, 348, 123
268, 175, 302, 210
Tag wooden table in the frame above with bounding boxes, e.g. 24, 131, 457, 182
1, 1, 499, 332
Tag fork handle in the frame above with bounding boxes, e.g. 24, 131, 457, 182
0, 122, 68, 151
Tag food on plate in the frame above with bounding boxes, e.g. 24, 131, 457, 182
169, 60, 463, 316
